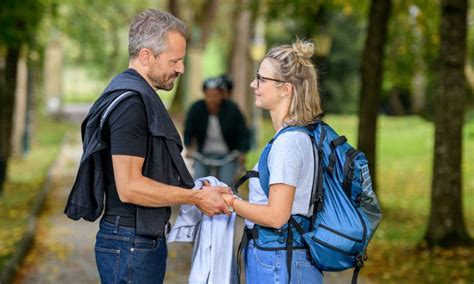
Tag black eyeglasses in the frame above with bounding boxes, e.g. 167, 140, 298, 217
256, 73, 285, 88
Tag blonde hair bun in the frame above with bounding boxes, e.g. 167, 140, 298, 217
292, 40, 314, 59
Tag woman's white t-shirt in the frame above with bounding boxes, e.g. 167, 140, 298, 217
245, 130, 317, 228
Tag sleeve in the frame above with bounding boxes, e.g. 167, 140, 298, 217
234, 105, 251, 152
107, 96, 148, 157
183, 102, 199, 147
267, 131, 312, 187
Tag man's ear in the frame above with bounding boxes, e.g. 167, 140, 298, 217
138, 48, 153, 66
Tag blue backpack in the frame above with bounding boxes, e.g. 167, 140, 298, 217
234, 120, 382, 283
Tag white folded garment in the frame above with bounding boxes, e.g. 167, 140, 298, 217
168, 176, 237, 284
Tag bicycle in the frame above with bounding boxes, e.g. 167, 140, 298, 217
191, 150, 243, 186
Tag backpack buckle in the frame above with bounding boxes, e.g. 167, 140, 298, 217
315, 194, 323, 202
315, 194, 324, 211
278, 236, 286, 244
355, 253, 365, 268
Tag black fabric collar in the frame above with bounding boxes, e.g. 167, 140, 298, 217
87, 68, 183, 149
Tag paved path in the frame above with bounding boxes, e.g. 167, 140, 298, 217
14, 132, 99, 283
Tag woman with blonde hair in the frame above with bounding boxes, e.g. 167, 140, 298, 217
223, 39, 323, 283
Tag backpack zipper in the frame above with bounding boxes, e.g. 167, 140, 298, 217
318, 224, 363, 243
311, 237, 358, 256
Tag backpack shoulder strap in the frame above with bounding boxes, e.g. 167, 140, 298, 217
99, 91, 139, 129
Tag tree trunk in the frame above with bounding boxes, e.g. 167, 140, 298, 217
168, 0, 181, 20
0, 47, 20, 194
168, 0, 185, 113
170, 0, 219, 112
197, 0, 219, 50
424, 0, 472, 247
12, 57, 28, 157
22, 54, 39, 155
357, 0, 392, 193
229, 0, 252, 120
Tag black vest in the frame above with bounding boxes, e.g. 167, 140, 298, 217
64, 69, 194, 237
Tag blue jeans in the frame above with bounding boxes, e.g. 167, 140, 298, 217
245, 240, 323, 284
95, 218, 167, 284
193, 154, 238, 186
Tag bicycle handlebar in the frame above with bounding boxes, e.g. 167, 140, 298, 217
192, 151, 241, 167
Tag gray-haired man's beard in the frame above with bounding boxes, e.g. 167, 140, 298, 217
158, 82, 174, 91
150, 73, 177, 91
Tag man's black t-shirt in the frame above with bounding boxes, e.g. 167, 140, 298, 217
102, 95, 149, 223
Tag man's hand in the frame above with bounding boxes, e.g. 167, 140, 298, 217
238, 154, 246, 168
195, 186, 232, 216
185, 148, 195, 159
222, 193, 234, 205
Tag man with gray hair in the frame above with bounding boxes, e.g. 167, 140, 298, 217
65, 9, 231, 283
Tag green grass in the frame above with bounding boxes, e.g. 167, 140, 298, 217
0, 114, 71, 270
245, 115, 474, 283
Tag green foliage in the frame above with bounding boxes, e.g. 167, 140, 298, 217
322, 11, 365, 114
383, 0, 440, 115
0, 0, 46, 48
0, 114, 71, 270
245, 115, 473, 282
56, 0, 159, 78
264, 0, 370, 114
262, 0, 470, 116
266, 1, 325, 38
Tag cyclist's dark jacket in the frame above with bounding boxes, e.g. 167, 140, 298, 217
183, 99, 250, 153
64, 68, 194, 238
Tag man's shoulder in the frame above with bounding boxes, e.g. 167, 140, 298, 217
107, 94, 146, 126
188, 99, 206, 112
117, 93, 144, 106
221, 99, 241, 112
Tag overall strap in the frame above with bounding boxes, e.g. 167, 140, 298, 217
232, 170, 259, 194
236, 227, 259, 284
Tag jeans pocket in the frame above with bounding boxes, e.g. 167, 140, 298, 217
252, 247, 278, 269
95, 246, 120, 283
295, 260, 322, 284
133, 237, 160, 251
131, 239, 167, 284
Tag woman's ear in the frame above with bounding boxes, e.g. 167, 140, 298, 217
281, 82, 293, 98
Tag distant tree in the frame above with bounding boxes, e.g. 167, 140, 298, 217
262, 1, 374, 114
357, 0, 392, 193
228, 0, 253, 120
424, 0, 472, 247
57, 0, 139, 78
0, 0, 45, 194
169, 0, 220, 113
383, 0, 440, 117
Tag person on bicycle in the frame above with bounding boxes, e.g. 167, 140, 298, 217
184, 75, 250, 186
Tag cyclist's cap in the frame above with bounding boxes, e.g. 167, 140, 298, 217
202, 77, 224, 91
218, 74, 233, 92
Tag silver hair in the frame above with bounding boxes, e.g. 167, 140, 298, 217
128, 9, 188, 58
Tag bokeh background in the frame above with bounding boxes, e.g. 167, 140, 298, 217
0, 0, 473, 283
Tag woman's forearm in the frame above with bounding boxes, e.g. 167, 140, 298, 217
231, 183, 296, 228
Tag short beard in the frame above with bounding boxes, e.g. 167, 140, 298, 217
149, 72, 175, 91
157, 82, 174, 91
